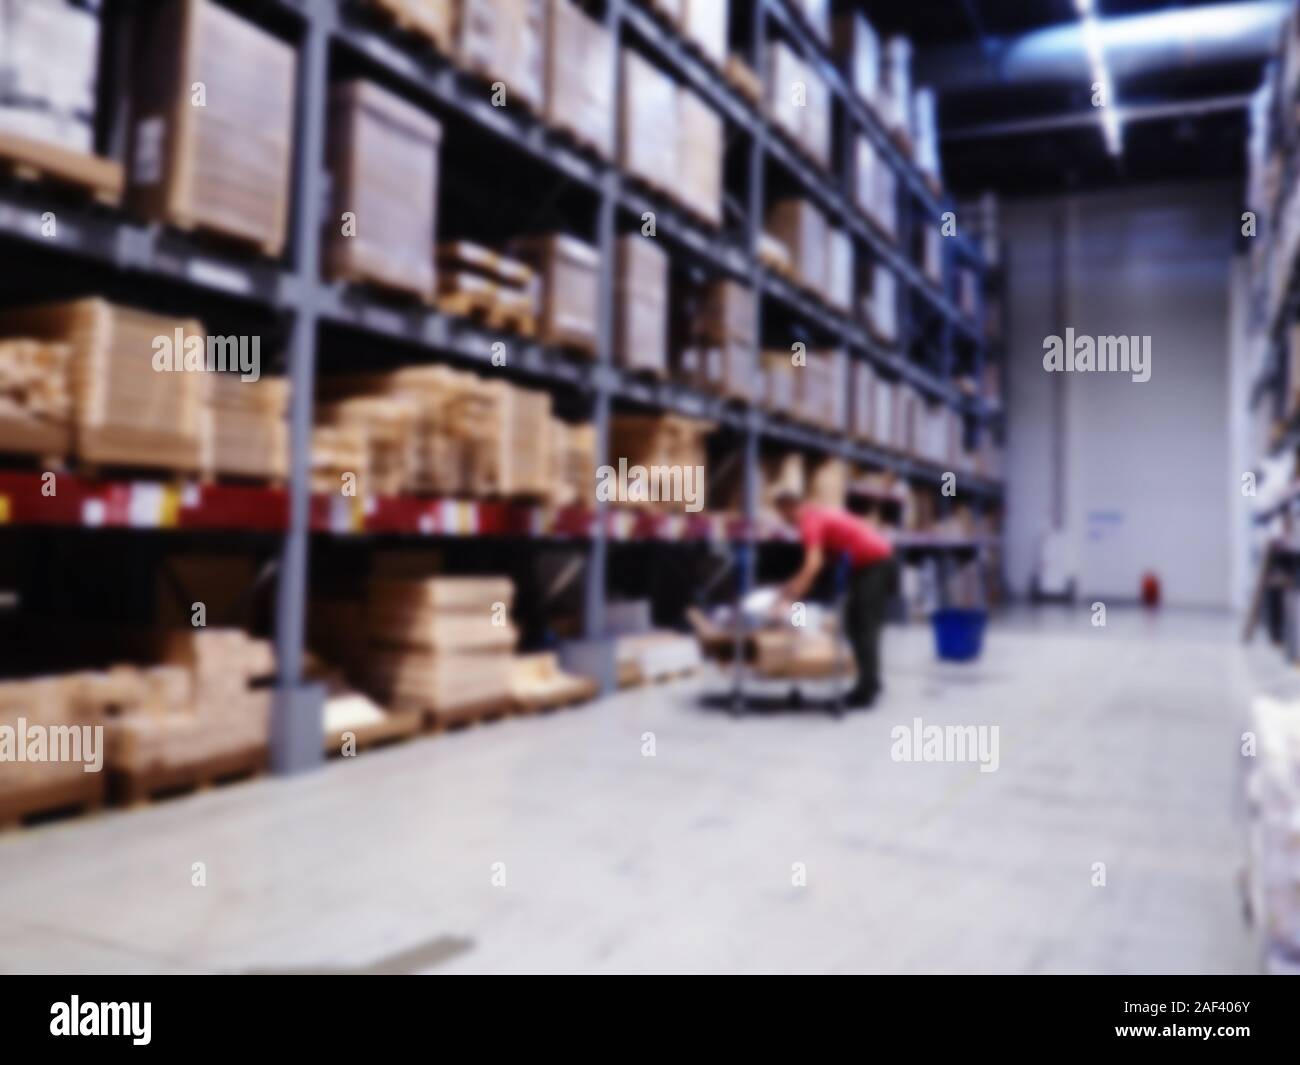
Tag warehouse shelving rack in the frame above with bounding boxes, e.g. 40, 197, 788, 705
0, 0, 1003, 774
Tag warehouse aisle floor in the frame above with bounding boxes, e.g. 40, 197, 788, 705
0, 609, 1259, 974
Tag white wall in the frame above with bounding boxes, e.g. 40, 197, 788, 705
1002, 182, 1235, 609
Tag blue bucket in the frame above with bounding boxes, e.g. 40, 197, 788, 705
931, 609, 987, 662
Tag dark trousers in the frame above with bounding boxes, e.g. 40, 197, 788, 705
845, 557, 896, 695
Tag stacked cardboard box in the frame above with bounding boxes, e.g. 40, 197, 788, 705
867, 264, 898, 344
922, 223, 944, 286
767, 198, 829, 293
511, 234, 601, 355
621, 48, 678, 193
326, 80, 443, 302
872, 377, 897, 449
202, 375, 289, 483
103, 629, 274, 773
0, 1, 102, 155
808, 454, 848, 508
849, 359, 875, 442
678, 89, 723, 226
312, 424, 368, 496
0, 299, 207, 473
881, 37, 912, 141
828, 229, 854, 313
615, 234, 669, 376
609, 413, 711, 511
914, 87, 941, 189
678, 0, 728, 68
765, 41, 832, 170
831, 10, 881, 112
682, 279, 757, 401
128, 0, 296, 256
491, 380, 554, 498
364, 576, 517, 716
794, 349, 848, 431
545, 0, 614, 157
854, 135, 898, 238
457, 0, 546, 111
761, 350, 798, 416
0, 338, 72, 458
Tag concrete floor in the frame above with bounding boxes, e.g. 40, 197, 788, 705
0, 608, 1264, 973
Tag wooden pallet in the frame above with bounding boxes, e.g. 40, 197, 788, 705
0, 773, 106, 831
164, 212, 283, 261
325, 708, 423, 756
513, 678, 598, 715
368, 0, 454, 55
436, 287, 538, 339
330, 259, 438, 306
109, 745, 267, 807
423, 695, 516, 734
0, 132, 124, 207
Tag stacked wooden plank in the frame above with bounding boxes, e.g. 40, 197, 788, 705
363, 576, 517, 719
316, 394, 417, 497
491, 380, 554, 498
99, 629, 274, 776
327, 80, 443, 301
0, 299, 207, 473
0, 338, 72, 458
436, 241, 538, 336
311, 424, 368, 496
201, 375, 288, 483
128, 0, 296, 256
549, 418, 597, 508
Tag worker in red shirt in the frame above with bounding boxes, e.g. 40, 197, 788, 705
773, 490, 897, 709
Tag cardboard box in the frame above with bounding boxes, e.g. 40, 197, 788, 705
202, 375, 288, 482
0, 0, 100, 154
127, 0, 296, 256
767, 198, 828, 292
850, 359, 875, 442
677, 89, 723, 225
679, 0, 728, 68
457, 0, 546, 111
325, 80, 443, 301
761, 350, 797, 415
550, 418, 597, 507
828, 228, 854, 313
868, 264, 898, 344
510, 234, 601, 354
369, 0, 455, 53
615, 235, 669, 375
621, 47, 678, 192
545, 0, 614, 157
795, 349, 847, 431
831, 10, 881, 109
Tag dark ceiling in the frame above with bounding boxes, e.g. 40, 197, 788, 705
852, 0, 1282, 197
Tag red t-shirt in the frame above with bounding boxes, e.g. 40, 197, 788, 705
798, 505, 893, 566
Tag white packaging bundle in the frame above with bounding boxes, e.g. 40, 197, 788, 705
0, 0, 100, 152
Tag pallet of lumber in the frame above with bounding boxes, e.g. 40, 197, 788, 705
510, 652, 597, 711
316, 394, 417, 497
0, 338, 72, 459
436, 241, 539, 336
0, 300, 207, 473
311, 423, 368, 496
201, 375, 288, 483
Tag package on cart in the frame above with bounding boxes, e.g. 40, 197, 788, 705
510, 234, 601, 355
545, 0, 614, 157
621, 47, 678, 194
615, 234, 669, 375
201, 374, 289, 483
127, 0, 296, 256
457, 0, 546, 111
678, 88, 723, 225
326, 80, 442, 301
0, 299, 208, 473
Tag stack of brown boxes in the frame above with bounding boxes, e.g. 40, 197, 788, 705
127, 0, 296, 257
867, 264, 898, 344
677, 89, 723, 226
621, 48, 678, 194
103, 629, 275, 774
457, 0, 546, 111
511, 234, 601, 355
872, 376, 897, 448
922, 223, 944, 287
326, 80, 443, 302
491, 381, 554, 498
0, 677, 106, 813
761, 350, 797, 415
767, 198, 829, 293
615, 235, 669, 376
609, 413, 712, 511
765, 41, 831, 170
827, 229, 855, 314
694, 279, 757, 401
364, 576, 518, 719
544, 0, 614, 157
794, 350, 847, 431
831, 9, 881, 112
0, 338, 72, 459
311, 424, 368, 497
854, 135, 898, 238
202, 375, 289, 483
0, 299, 207, 473
315, 394, 418, 497
850, 359, 876, 442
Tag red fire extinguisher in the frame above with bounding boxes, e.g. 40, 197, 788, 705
1141, 572, 1160, 608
